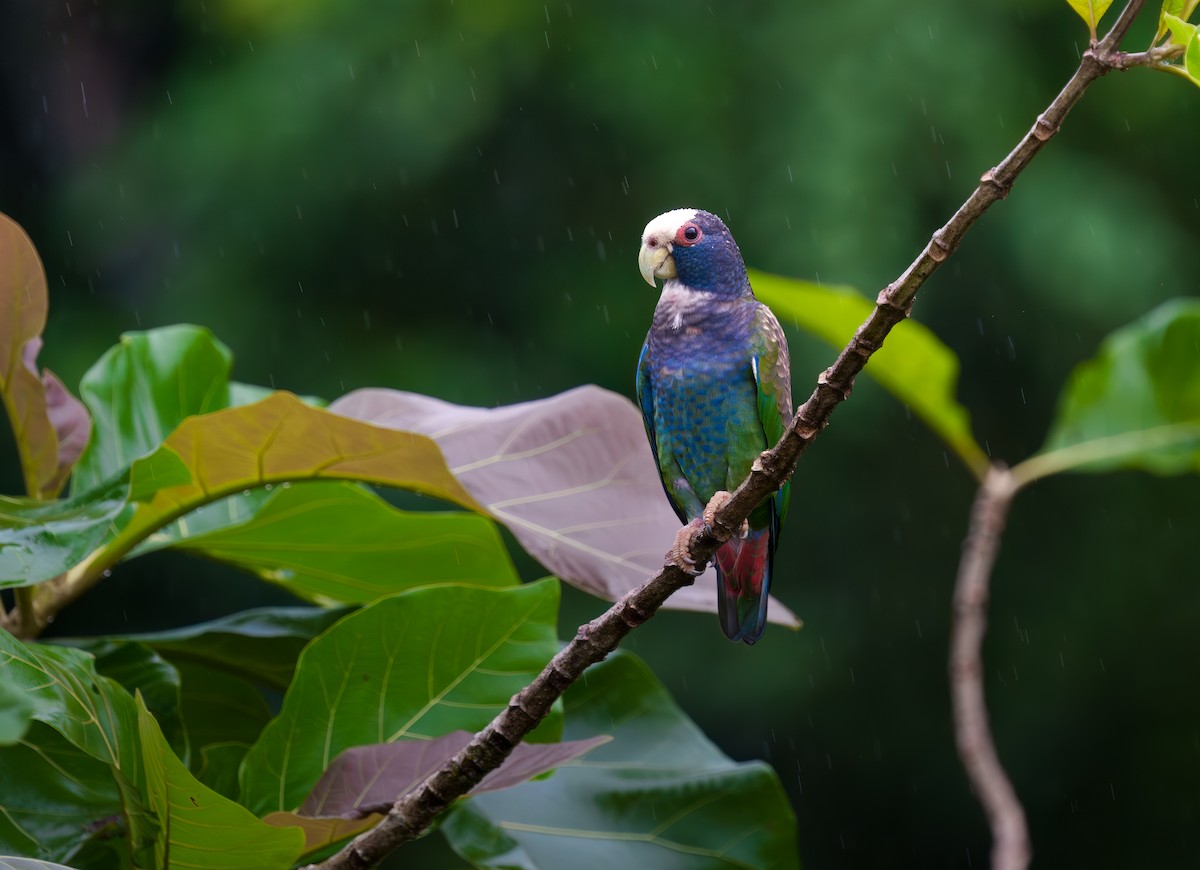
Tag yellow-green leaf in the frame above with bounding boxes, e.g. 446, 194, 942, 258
750, 271, 988, 479
95, 391, 483, 564
1067, 0, 1114, 35
1157, 1, 1200, 44
1186, 25, 1200, 80
1162, 11, 1199, 47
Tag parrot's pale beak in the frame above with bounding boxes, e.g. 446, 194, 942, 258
638, 240, 676, 287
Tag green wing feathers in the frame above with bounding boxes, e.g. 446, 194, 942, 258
752, 305, 792, 526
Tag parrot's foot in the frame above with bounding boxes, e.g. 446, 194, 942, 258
702, 490, 749, 539
669, 519, 707, 576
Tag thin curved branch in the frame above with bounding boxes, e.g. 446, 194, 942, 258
309, 2, 1152, 867
950, 466, 1027, 870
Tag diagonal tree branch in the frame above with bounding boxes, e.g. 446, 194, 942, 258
309, 3, 1152, 867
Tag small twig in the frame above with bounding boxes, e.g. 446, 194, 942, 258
308, 3, 1155, 867
949, 466, 1027, 870
1109, 42, 1186, 70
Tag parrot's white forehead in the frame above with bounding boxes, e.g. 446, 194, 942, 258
642, 208, 699, 241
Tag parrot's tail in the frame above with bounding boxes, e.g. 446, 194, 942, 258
715, 527, 773, 645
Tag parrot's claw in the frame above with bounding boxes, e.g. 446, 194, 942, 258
702, 490, 749, 539
669, 519, 707, 576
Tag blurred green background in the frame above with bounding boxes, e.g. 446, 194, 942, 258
2, 0, 1198, 866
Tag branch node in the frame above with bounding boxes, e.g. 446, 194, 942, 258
1032, 114, 1056, 142
980, 168, 1011, 199
818, 367, 853, 400
875, 284, 913, 319
927, 234, 951, 263
619, 598, 651, 627
850, 332, 881, 357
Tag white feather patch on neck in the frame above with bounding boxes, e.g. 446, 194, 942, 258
658, 281, 719, 331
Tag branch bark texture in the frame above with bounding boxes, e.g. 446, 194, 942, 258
949, 466, 1026, 870
311, 3, 1151, 867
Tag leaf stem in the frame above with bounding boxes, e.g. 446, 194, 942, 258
307, 2, 1158, 867
1109, 42, 1186, 70
949, 466, 1028, 870
1011, 423, 1200, 486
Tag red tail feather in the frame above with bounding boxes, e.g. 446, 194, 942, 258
715, 528, 772, 644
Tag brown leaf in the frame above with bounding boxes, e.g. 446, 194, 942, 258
329, 386, 800, 627
301, 731, 611, 819
40, 366, 91, 496
263, 731, 609, 855
0, 213, 90, 499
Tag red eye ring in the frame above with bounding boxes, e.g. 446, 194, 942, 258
675, 223, 703, 246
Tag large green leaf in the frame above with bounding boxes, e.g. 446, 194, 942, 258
72, 325, 233, 494
0, 213, 89, 500
1024, 299, 1200, 480
168, 480, 518, 604
0, 676, 34, 745
441, 652, 799, 870
196, 742, 254, 802
750, 270, 988, 479
98, 605, 351, 693
135, 696, 304, 870
0, 722, 123, 861
87, 642, 186, 762
0, 633, 141, 787
172, 660, 273, 754
0, 632, 153, 865
0, 482, 127, 587
238, 579, 561, 815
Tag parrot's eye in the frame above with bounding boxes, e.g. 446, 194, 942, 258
676, 224, 703, 246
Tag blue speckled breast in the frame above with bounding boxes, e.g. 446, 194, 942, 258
642, 295, 763, 522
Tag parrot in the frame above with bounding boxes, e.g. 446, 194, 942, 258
635, 208, 792, 645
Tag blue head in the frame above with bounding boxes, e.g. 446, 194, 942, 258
638, 208, 751, 297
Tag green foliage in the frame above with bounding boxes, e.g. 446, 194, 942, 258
0, 672, 34, 745
2, 0, 1199, 862
1067, 0, 1114, 38
238, 580, 562, 816
135, 698, 305, 870
1154, 4, 1200, 86
0, 212, 799, 866
442, 653, 799, 870
167, 481, 519, 604
1019, 300, 1200, 480
74, 326, 232, 494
